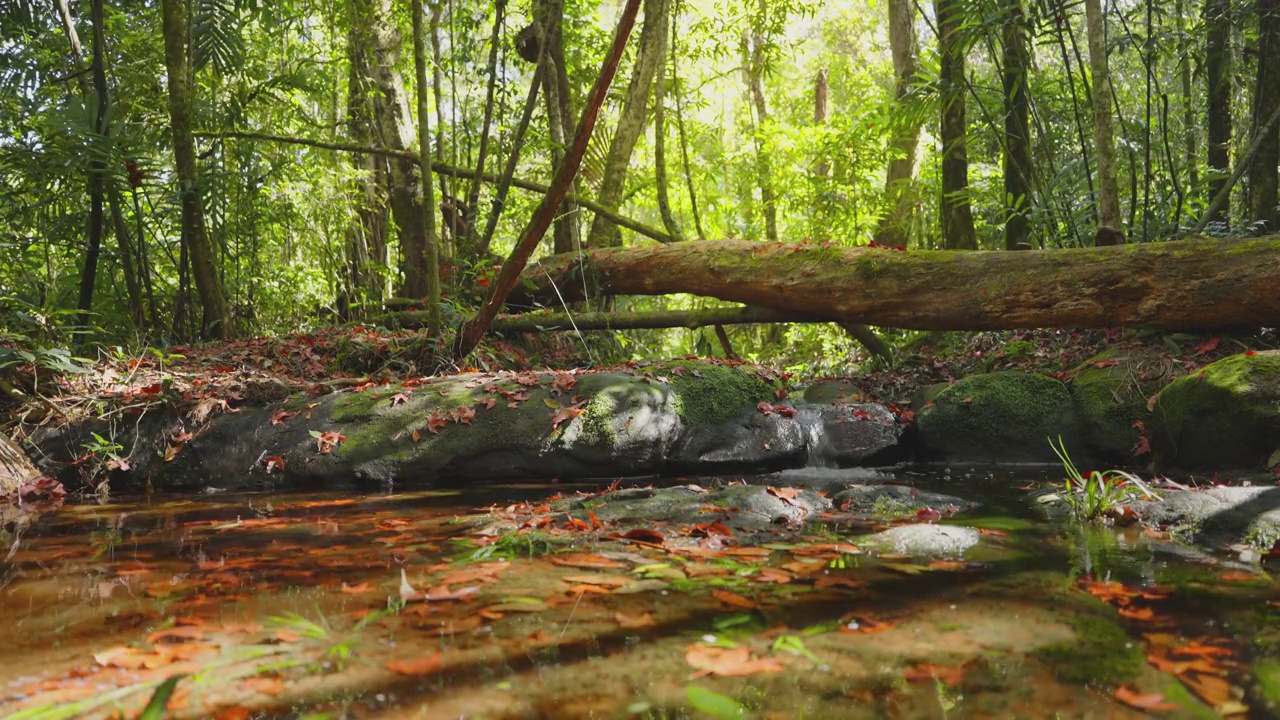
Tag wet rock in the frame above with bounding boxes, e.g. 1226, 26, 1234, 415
1150, 350, 1280, 470
915, 372, 1081, 464
558, 483, 831, 533
856, 524, 980, 557
1129, 485, 1280, 549
765, 467, 892, 492
51, 362, 905, 491
833, 485, 979, 515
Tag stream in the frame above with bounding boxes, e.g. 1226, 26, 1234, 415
1, 470, 1277, 719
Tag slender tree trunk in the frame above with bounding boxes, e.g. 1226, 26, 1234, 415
873, 0, 923, 247
936, 0, 978, 250
670, 0, 705, 239
462, 0, 507, 253
411, 0, 442, 335
536, 0, 580, 255
1176, 0, 1199, 195
1003, 0, 1035, 250
742, 23, 778, 242
586, 0, 670, 248
1084, 0, 1124, 239
74, 0, 111, 334
429, 2, 448, 203
345, 27, 390, 313
653, 13, 682, 240
160, 0, 232, 338
1205, 0, 1232, 224
814, 68, 830, 178
55, 0, 145, 331
1249, 0, 1280, 230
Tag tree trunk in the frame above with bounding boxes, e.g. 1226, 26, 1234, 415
350, 0, 432, 299
873, 0, 923, 247
742, 18, 779, 243
653, 41, 683, 240
586, 0, 670, 248
510, 237, 1280, 331
411, 0, 442, 335
1003, 0, 1035, 250
536, 0, 581, 255
1084, 0, 1123, 239
814, 68, 830, 178
75, 0, 109, 334
462, 0, 507, 253
1249, 0, 1280, 231
935, 0, 977, 250
160, 0, 232, 338
1205, 0, 1232, 224
344, 27, 391, 314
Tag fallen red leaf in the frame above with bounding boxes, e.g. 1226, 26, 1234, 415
711, 589, 759, 609
1113, 686, 1179, 711
684, 644, 784, 677
386, 653, 443, 676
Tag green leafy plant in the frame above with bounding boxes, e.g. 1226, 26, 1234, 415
1048, 437, 1159, 521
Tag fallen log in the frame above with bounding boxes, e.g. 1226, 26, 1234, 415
0, 432, 40, 495
489, 306, 815, 332
510, 237, 1280, 331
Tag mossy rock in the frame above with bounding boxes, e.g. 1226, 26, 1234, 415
1033, 614, 1143, 686
915, 371, 1080, 463
1150, 350, 1280, 469
1068, 346, 1170, 463
1256, 659, 1280, 712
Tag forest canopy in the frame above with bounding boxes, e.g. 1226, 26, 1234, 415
2, 0, 1278, 369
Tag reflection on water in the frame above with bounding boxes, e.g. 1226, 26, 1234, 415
0, 472, 1276, 719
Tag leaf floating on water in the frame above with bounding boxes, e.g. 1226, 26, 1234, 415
902, 662, 967, 686
1112, 686, 1179, 712
684, 644, 784, 677
549, 553, 627, 569
711, 589, 758, 609
615, 611, 656, 629
386, 653, 444, 676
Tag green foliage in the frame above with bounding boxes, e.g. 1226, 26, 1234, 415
686, 685, 747, 720
1048, 437, 1159, 521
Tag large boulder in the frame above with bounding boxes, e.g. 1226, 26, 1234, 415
1067, 346, 1169, 463
915, 371, 1080, 464
1150, 350, 1280, 469
1128, 486, 1280, 550
38, 362, 905, 490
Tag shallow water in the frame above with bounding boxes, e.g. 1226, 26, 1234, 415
1, 471, 1277, 719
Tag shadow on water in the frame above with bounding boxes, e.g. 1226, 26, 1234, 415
1, 467, 1277, 719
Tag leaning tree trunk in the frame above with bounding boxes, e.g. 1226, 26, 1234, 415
1084, 0, 1124, 239
873, 0, 923, 247
935, 0, 977, 250
509, 236, 1280, 331
1205, 0, 1232, 224
585, 0, 670, 248
1003, 0, 1035, 250
1249, 0, 1280, 231
160, 0, 232, 338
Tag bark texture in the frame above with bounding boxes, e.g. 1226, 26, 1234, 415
160, 0, 232, 338
1003, 0, 1035, 250
0, 433, 41, 495
1205, 0, 1232, 224
349, 0, 431, 298
1084, 0, 1123, 235
873, 0, 922, 247
1249, 0, 1280, 230
511, 237, 1280, 331
935, 0, 977, 250
586, 0, 670, 248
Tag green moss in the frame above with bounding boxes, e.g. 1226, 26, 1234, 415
577, 391, 619, 445
915, 371, 1079, 463
1157, 678, 1220, 719
1152, 351, 1280, 468
650, 361, 774, 426
1254, 659, 1280, 709
1034, 614, 1143, 686
1068, 348, 1166, 463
